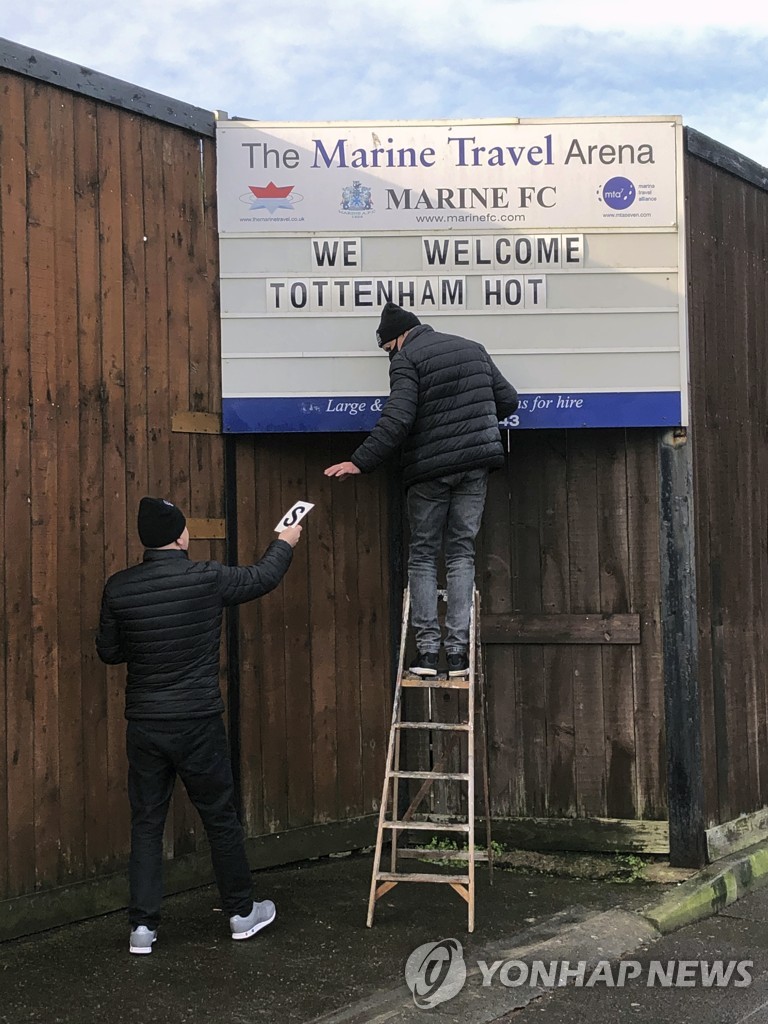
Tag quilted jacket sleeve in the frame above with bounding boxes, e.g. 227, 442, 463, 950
489, 357, 520, 421
217, 539, 294, 606
95, 588, 128, 664
350, 355, 419, 473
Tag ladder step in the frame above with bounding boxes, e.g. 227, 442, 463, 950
395, 722, 469, 731
389, 770, 469, 781
401, 677, 470, 690
382, 820, 471, 832
376, 871, 469, 884
399, 848, 490, 862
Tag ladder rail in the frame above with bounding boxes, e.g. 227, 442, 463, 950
367, 584, 492, 934
366, 587, 411, 928
477, 594, 495, 883
467, 589, 476, 932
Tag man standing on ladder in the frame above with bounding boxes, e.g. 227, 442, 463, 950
324, 302, 519, 678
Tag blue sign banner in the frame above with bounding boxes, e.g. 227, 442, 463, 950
223, 391, 681, 433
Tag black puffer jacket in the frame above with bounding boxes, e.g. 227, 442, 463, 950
351, 324, 519, 487
95, 542, 292, 720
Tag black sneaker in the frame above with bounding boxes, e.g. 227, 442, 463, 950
446, 651, 469, 677
408, 651, 439, 677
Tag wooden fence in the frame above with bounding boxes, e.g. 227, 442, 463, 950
2, 43, 768, 931
0, 64, 394, 919
686, 146, 768, 830
0, 69, 225, 900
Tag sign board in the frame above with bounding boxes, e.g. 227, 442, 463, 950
216, 117, 688, 432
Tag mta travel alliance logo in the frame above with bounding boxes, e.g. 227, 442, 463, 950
597, 175, 636, 210
404, 938, 467, 1008
241, 181, 303, 213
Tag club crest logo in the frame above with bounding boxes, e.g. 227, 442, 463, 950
340, 180, 373, 217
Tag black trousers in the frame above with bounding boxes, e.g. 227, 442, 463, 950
126, 716, 253, 929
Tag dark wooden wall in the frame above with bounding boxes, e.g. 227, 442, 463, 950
0, 66, 394, 916
0, 69, 225, 901
232, 435, 393, 836
477, 431, 667, 823
0, 65, 672, 911
8, 56, 764, 917
686, 153, 768, 828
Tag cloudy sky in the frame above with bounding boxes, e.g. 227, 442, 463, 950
2, 1, 768, 166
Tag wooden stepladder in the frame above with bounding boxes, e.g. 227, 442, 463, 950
366, 586, 493, 933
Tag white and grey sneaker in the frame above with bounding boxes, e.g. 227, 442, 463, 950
129, 925, 157, 955
230, 900, 276, 941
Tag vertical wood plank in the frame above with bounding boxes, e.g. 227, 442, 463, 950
53, 90, 85, 882
280, 438, 314, 828
140, 118, 175, 861
96, 103, 129, 867
597, 431, 637, 819
183, 127, 217, 537
187, 132, 225, 727
162, 128, 192, 510
0, 89, 7, 896
27, 82, 61, 887
478, 442, 521, 816
235, 439, 265, 836
539, 432, 576, 817
0, 73, 34, 896
567, 432, 606, 816
75, 98, 111, 874
626, 433, 666, 818
685, 160, 718, 824
306, 437, 339, 823
514, 435, 546, 815
202, 138, 223, 414
333, 440, 364, 819
357, 465, 393, 815
164, 129, 201, 855
659, 433, 706, 866
255, 437, 289, 831
120, 112, 149, 569
142, 118, 172, 500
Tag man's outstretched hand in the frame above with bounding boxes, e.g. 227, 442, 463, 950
324, 462, 361, 480
278, 525, 303, 547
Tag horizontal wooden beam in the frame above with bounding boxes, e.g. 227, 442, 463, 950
171, 411, 221, 434
482, 613, 640, 645
705, 808, 768, 863
491, 815, 669, 854
186, 517, 226, 539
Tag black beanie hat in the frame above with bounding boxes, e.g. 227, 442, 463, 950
137, 496, 186, 548
376, 302, 420, 347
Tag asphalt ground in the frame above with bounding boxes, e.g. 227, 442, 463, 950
496, 885, 768, 1024
0, 851, 668, 1024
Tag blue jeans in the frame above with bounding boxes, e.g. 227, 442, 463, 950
406, 467, 488, 654
126, 716, 253, 929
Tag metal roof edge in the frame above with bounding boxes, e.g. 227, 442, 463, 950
685, 126, 768, 193
0, 36, 216, 137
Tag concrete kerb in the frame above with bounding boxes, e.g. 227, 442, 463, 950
639, 839, 768, 934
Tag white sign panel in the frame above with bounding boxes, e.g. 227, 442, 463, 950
274, 501, 314, 532
216, 117, 688, 432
